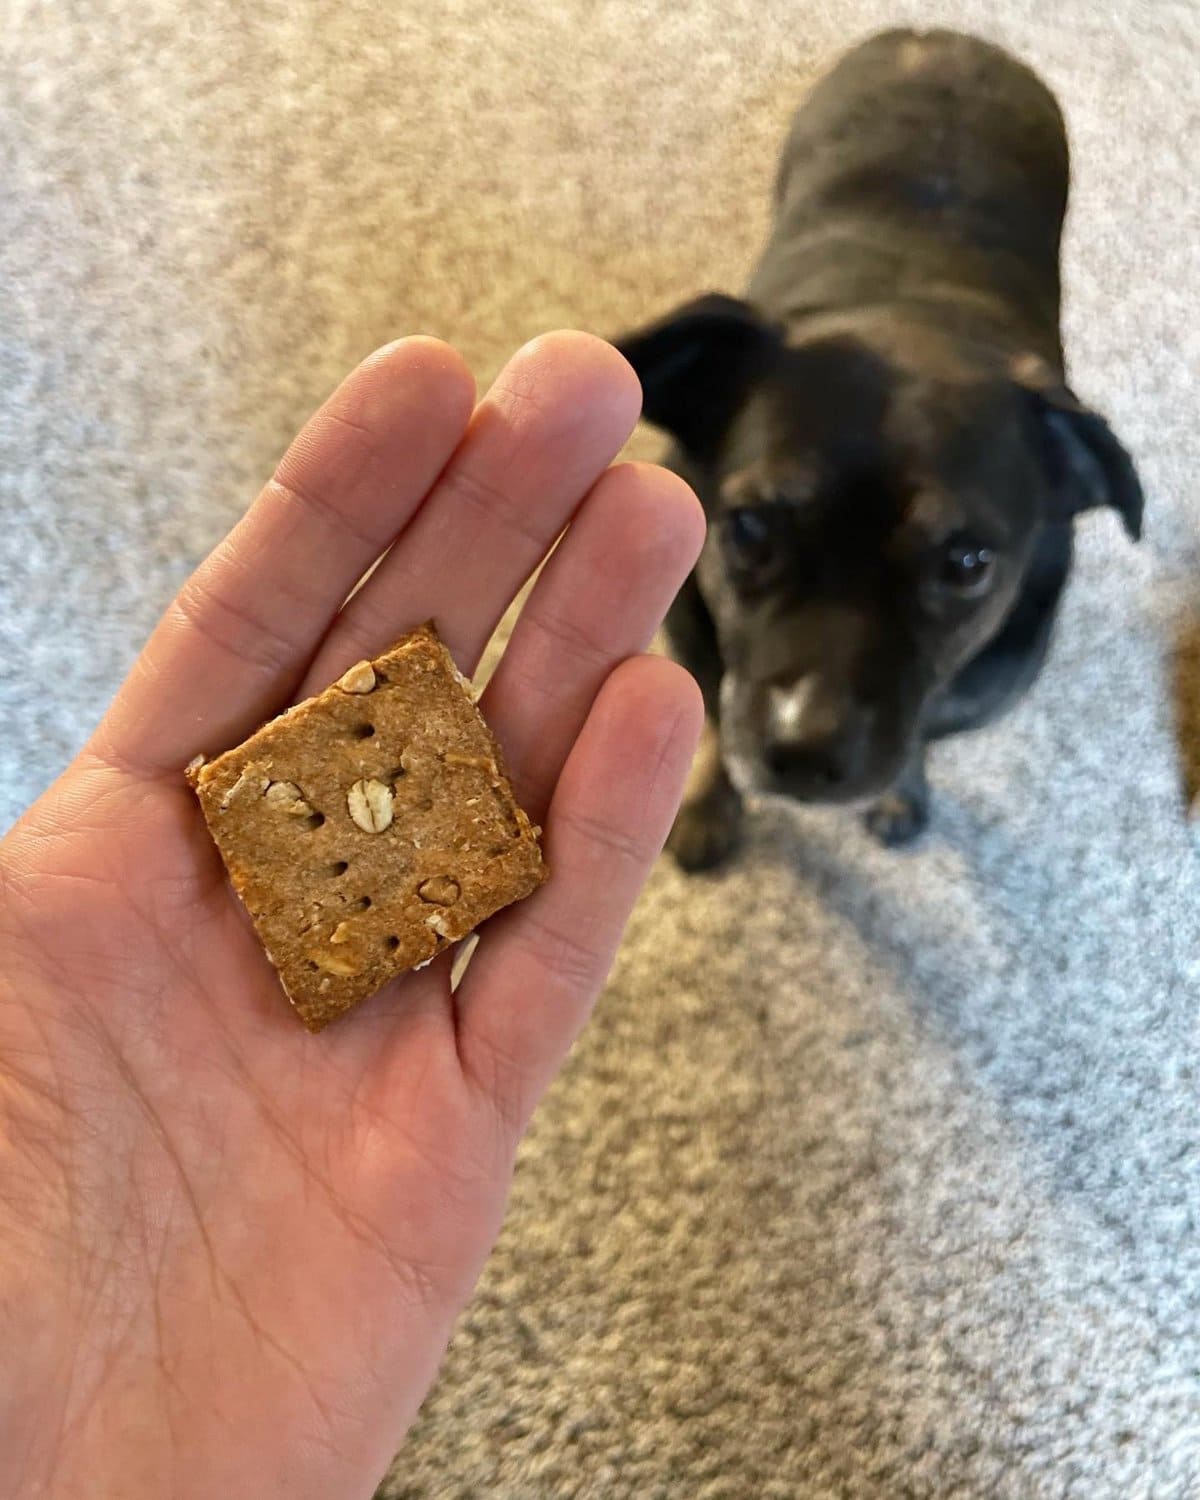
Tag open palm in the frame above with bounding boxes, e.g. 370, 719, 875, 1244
0, 334, 703, 1500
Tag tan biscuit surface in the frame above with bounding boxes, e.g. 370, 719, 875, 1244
187, 625, 547, 1030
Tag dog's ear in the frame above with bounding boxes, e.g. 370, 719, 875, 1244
614, 294, 781, 458
1012, 354, 1144, 541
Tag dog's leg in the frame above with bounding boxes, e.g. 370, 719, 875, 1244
864, 747, 930, 847
668, 718, 744, 871
662, 574, 744, 871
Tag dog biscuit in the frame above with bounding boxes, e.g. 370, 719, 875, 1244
187, 624, 547, 1030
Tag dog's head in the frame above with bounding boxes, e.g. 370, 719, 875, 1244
617, 294, 1142, 802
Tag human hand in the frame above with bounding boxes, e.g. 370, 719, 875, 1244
0, 334, 704, 1499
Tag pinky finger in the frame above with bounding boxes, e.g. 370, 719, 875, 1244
451, 654, 703, 1136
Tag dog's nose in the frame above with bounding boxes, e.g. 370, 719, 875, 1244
764, 736, 857, 788
763, 681, 865, 791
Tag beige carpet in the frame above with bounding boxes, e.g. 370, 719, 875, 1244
3, 1, 1199, 1495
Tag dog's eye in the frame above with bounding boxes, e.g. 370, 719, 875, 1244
721, 506, 776, 576
939, 535, 996, 596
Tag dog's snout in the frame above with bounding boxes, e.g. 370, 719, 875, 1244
763, 680, 866, 792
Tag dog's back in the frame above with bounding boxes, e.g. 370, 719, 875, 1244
752, 30, 1070, 364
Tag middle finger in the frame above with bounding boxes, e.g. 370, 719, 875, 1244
298, 331, 641, 695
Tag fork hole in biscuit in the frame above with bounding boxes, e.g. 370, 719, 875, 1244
384, 935, 400, 951
326, 860, 349, 878
348, 895, 372, 912
352, 723, 376, 740
305, 812, 326, 829
303, 959, 320, 972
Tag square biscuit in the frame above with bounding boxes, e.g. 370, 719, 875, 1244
187, 625, 547, 1030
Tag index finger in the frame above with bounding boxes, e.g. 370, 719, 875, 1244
90, 337, 476, 777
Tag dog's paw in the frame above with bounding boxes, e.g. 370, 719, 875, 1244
667, 794, 743, 872
865, 791, 930, 848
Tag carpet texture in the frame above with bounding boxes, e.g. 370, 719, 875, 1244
3, 1, 1199, 1495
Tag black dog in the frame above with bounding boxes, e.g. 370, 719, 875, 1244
616, 29, 1143, 870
